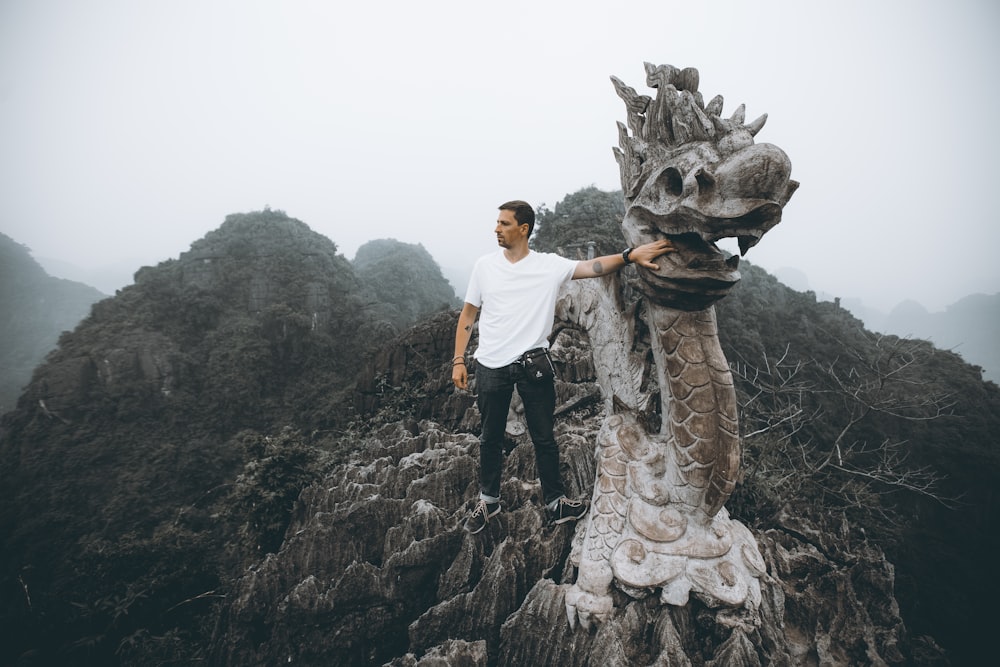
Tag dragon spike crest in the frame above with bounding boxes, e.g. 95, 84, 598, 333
612, 62, 776, 202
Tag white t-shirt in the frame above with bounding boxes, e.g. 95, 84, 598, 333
465, 249, 578, 368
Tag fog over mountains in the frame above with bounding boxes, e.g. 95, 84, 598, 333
36, 253, 999, 385
774, 266, 999, 384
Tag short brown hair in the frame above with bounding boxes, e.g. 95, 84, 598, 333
499, 200, 535, 236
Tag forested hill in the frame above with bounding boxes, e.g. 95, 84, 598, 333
0, 232, 106, 415
353, 238, 460, 332
0, 209, 460, 665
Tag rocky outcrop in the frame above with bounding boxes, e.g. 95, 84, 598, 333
0, 206, 980, 664
213, 412, 937, 665
353, 311, 474, 426
325, 298, 945, 665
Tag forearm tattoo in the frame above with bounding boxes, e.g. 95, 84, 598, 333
464, 324, 472, 332
591, 260, 605, 275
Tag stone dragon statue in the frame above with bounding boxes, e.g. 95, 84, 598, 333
558, 63, 798, 628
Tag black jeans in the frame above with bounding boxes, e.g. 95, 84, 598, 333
475, 359, 564, 505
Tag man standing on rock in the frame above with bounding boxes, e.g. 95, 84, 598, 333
452, 200, 674, 534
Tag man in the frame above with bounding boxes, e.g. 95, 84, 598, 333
452, 200, 674, 534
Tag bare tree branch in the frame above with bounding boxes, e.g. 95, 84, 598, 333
731, 330, 959, 525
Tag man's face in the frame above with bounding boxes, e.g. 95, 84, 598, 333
495, 209, 527, 249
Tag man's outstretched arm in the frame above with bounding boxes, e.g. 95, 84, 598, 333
572, 239, 675, 280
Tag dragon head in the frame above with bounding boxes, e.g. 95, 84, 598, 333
613, 63, 798, 310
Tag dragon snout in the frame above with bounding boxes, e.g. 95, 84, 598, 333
709, 142, 796, 206
625, 142, 798, 254
619, 141, 798, 309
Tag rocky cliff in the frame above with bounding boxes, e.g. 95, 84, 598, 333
210, 443, 930, 667
212, 313, 946, 666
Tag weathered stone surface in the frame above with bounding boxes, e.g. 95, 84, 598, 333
27, 328, 185, 418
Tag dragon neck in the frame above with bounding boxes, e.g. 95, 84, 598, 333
645, 303, 740, 518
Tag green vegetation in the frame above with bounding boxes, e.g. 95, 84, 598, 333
718, 267, 1000, 663
228, 428, 328, 561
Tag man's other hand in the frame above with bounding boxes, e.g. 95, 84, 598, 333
452, 362, 468, 390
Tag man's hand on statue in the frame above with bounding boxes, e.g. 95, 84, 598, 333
632, 239, 676, 269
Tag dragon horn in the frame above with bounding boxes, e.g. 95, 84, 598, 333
730, 103, 746, 124
710, 115, 728, 135
705, 94, 724, 117
678, 67, 699, 92
746, 113, 768, 136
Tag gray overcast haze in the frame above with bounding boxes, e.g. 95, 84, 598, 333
2, 0, 998, 313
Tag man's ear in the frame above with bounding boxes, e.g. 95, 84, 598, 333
520, 224, 530, 237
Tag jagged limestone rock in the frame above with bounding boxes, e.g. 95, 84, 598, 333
212, 415, 921, 666
387, 639, 488, 667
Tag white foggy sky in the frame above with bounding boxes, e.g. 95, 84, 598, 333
1, 0, 997, 312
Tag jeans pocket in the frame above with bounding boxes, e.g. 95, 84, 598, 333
474, 360, 507, 393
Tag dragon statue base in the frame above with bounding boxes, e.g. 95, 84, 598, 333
565, 410, 765, 629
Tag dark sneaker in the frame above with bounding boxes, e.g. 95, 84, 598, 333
465, 499, 500, 534
549, 497, 588, 525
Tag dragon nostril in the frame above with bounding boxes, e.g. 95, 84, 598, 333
655, 167, 684, 197
695, 168, 716, 194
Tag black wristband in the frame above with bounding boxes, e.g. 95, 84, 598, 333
622, 248, 634, 264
